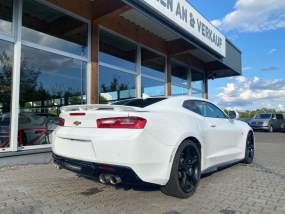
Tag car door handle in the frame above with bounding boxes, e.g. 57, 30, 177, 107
209, 123, 217, 127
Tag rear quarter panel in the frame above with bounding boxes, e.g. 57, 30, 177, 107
129, 107, 208, 170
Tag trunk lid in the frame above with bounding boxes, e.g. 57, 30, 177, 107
59, 104, 147, 128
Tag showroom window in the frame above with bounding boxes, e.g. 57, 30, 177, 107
99, 29, 136, 71
141, 47, 165, 79
171, 60, 189, 96
0, 0, 13, 35
141, 47, 166, 97
0, 40, 13, 149
191, 70, 204, 98
22, 0, 88, 57
99, 66, 136, 104
99, 29, 137, 103
0, 0, 90, 152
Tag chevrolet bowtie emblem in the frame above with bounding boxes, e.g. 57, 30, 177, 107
73, 121, 81, 126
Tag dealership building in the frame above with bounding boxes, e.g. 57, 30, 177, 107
0, 0, 241, 166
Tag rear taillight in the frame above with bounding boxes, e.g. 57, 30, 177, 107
97, 117, 147, 129
59, 118, 65, 126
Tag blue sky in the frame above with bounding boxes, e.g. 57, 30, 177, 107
189, 0, 285, 112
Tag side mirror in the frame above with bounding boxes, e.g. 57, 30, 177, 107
229, 111, 239, 122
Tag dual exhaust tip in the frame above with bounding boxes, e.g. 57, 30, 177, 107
99, 174, 121, 185
55, 163, 121, 185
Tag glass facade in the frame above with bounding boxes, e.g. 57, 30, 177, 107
192, 90, 204, 98
22, 0, 88, 57
0, 1, 207, 153
0, 0, 13, 35
99, 29, 166, 103
0, 0, 89, 152
142, 77, 165, 97
192, 71, 204, 91
99, 66, 136, 104
0, 40, 13, 149
18, 46, 86, 146
171, 61, 188, 85
141, 48, 165, 79
171, 85, 188, 96
99, 29, 136, 71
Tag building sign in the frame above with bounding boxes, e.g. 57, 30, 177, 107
138, 0, 226, 57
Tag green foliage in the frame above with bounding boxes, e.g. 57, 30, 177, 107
0, 51, 85, 112
24, 102, 32, 108
101, 74, 129, 93
224, 107, 284, 119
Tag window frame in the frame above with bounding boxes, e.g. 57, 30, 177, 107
183, 99, 229, 119
98, 26, 167, 102
0, 0, 91, 153
0, 0, 16, 38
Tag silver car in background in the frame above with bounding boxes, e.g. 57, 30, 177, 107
249, 113, 285, 132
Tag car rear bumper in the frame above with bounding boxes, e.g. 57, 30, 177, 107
53, 153, 150, 185
52, 127, 175, 185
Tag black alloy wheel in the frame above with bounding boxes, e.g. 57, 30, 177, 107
161, 140, 201, 198
178, 145, 200, 193
244, 132, 254, 164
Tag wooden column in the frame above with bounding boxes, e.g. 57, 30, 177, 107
166, 56, 171, 96
204, 73, 208, 99
91, 21, 99, 104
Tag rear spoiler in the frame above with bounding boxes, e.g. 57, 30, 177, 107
60, 104, 147, 113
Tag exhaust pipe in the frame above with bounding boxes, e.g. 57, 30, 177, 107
99, 174, 111, 184
110, 175, 121, 185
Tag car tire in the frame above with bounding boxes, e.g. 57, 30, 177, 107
268, 125, 273, 133
160, 140, 201, 199
243, 132, 254, 164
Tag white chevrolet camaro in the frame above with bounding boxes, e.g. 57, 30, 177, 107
52, 96, 254, 198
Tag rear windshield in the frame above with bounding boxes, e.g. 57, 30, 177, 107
111, 98, 167, 108
253, 114, 271, 119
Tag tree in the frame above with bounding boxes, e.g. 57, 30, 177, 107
225, 108, 285, 119
101, 74, 133, 101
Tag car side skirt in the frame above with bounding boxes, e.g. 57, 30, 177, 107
201, 159, 244, 175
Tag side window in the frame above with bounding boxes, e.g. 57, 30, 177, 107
204, 103, 225, 118
183, 100, 225, 118
277, 114, 284, 120
183, 100, 203, 116
272, 114, 276, 119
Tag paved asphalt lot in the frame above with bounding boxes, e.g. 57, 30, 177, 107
0, 132, 285, 214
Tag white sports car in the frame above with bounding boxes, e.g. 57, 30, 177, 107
52, 96, 254, 198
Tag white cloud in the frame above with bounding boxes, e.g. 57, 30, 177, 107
226, 106, 244, 111
211, 0, 285, 32
242, 66, 252, 71
229, 35, 239, 41
216, 76, 285, 109
268, 49, 277, 54
261, 102, 274, 109
278, 104, 284, 111
211, 19, 222, 28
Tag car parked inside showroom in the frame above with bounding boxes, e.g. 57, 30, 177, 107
249, 113, 285, 132
0, 112, 59, 148
52, 96, 254, 198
